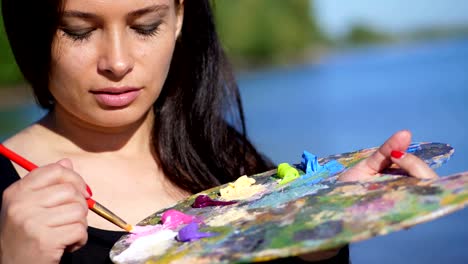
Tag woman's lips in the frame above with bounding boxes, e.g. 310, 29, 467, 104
91, 87, 141, 108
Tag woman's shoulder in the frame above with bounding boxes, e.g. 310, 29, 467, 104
2, 123, 54, 177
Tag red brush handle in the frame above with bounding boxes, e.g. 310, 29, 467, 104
0, 144, 96, 209
0, 144, 38, 171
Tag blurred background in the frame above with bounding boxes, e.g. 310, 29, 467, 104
1, 0, 467, 263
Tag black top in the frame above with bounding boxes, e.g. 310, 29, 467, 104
0, 155, 349, 263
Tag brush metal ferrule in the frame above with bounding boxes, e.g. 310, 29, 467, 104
90, 201, 133, 232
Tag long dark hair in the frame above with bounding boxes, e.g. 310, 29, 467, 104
2, 0, 273, 193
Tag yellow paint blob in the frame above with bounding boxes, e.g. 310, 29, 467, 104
206, 208, 257, 227
441, 194, 457, 205
219, 175, 265, 201
311, 210, 344, 223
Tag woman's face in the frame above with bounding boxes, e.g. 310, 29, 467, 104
49, 0, 183, 129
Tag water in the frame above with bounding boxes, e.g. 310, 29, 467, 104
1, 38, 467, 263
239, 38, 468, 264
0, 104, 46, 140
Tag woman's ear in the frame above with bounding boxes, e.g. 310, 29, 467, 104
175, 0, 184, 40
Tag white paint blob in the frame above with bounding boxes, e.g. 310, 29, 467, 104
112, 229, 177, 263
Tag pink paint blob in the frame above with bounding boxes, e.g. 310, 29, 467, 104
161, 209, 200, 229
127, 224, 165, 242
192, 195, 237, 208
347, 197, 396, 216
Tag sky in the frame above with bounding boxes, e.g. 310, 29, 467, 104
314, 0, 468, 36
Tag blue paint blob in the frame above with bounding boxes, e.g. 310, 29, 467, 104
323, 160, 345, 175
249, 184, 329, 209
296, 151, 345, 186
300, 151, 323, 174
297, 170, 328, 186
406, 143, 422, 153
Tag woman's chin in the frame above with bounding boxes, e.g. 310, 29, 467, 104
71, 106, 154, 132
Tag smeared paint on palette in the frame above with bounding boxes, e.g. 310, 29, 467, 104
110, 142, 468, 263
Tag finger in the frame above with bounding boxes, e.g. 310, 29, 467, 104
49, 223, 88, 252
40, 202, 88, 228
21, 160, 89, 198
67, 242, 86, 253
390, 151, 438, 179
361, 130, 412, 174
2, 183, 87, 224
338, 130, 412, 182
55, 159, 92, 198
57, 158, 74, 170
35, 183, 88, 210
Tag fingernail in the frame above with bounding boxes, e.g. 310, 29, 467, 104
86, 185, 93, 197
391, 150, 405, 159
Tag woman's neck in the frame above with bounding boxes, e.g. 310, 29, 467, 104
38, 106, 155, 158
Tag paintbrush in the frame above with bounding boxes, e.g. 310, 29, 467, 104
0, 144, 133, 232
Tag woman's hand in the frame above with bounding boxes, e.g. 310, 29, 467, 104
339, 130, 438, 182
298, 130, 437, 262
0, 159, 90, 264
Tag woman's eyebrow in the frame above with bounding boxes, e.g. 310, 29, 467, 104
61, 4, 170, 20
62, 10, 97, 20
128, 4, 170, 18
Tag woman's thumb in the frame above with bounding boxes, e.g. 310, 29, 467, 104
56, 158, 74, 169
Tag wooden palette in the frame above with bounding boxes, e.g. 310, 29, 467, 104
110, 142, 468, 264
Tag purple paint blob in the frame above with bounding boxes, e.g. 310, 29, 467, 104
177, 222, 216, 242
192, 195, 237, 208
161, 209, 200, 229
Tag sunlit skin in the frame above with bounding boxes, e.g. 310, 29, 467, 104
50, 0, 181, 130
1, 0, 187, 262
13, 0, 187, 226
0, 0, 437, 262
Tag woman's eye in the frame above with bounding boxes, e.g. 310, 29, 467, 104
132, 22, 161, 37
61, 28, 94, 42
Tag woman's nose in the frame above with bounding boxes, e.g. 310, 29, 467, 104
97, 30, 134, 80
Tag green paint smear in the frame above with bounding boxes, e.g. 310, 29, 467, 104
268, 222, 312, 249
340, 157, 366, 168
277, 163, 299, 178
418, 202, 440, 212
289, 171, 330, 188
382, 211, 419, 223
316, 194, 362, 209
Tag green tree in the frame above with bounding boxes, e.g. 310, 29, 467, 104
0, 8, 23, 86
344, 23, 392, 45
0, 1, 325, 86
213, 0, 324, 66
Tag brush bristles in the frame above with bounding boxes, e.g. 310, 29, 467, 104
124, 224, 134, 232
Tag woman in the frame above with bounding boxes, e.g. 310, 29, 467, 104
0, 0, 436, 263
